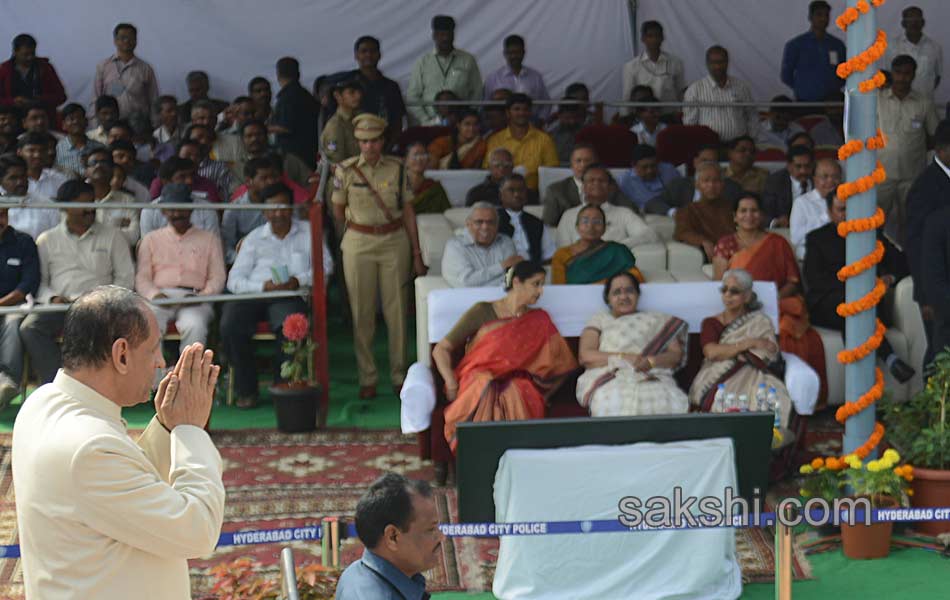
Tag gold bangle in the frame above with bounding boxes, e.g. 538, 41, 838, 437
647, 356, 656, 369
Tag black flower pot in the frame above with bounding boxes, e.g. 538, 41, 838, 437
270, 384, 320, 433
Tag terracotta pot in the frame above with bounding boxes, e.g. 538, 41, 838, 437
910, 466, 950, 536
270, 384, 320, 433
840, 496, 896, 560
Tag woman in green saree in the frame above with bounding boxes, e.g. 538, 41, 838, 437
405, 141, 451, 214
550, 204, 643, 284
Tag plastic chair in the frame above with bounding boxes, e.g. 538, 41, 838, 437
397, 126, 452, 154
655, 125, 720, 172
575, 124, 638, 167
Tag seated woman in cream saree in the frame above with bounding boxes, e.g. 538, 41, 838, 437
577, 272, 688, 417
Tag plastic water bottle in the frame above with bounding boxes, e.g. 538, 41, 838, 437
755, 383, 768, 412
738, 394, 750, 412
713, 384, 726, 413
768, 387, 781, 428
725, 392, 739, 412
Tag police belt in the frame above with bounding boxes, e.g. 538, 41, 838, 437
346, 220, 403, 235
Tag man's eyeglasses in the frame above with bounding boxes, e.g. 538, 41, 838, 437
490, 161, 514, 168
578, 217, 605, 226
720, 286, 743, 295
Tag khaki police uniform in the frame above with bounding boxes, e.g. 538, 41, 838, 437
331, 114, 410, 389
320, 108, 360, 164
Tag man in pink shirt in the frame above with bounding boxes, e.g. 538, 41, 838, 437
135, 182, 226, 349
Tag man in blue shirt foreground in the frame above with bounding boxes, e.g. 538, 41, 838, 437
336, 473, 444, 599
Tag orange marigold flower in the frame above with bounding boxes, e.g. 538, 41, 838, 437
856, 0, 870, 13
811, 457, 825, 469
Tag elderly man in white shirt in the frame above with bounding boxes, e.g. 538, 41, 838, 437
885, 6, 943, 100
442, 202, 521, 288
556, 165, 658, 250
13, 286, 224, 600
0, 153, 60, 239
140, 182, 221, 239
790, 158, 842, 259
220, 183, 332, 408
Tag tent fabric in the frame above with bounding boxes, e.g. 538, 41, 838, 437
0, 0, 633, 114
637, 0, 950, 105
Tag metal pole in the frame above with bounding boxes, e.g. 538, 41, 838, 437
311, 160, 330, 427
842, 1, 877, 457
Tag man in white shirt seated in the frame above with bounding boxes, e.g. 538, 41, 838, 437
0, 153, 60, 239
541, 143, 635, 226
755, 96, 806, 151
20, 180, 135, 383
496, 174, 554, 264
441, 201, 521, 288
220, 183, 332, 408
18, 131, 68, 202
140, 180, 221, 239
790, 158, 841, 259
556, 164, 659, 251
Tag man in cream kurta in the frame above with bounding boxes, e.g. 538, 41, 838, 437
12, 286, 225, 599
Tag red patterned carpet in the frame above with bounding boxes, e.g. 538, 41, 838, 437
0, 428, 815, 597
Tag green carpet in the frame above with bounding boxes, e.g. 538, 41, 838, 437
0, 291, 410, 433
431, 547, 948, 599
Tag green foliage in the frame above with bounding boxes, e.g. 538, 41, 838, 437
880, 350, 950, 470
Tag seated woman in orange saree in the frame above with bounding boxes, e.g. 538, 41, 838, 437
713, 193, 827, 401
432, 262, 578, 453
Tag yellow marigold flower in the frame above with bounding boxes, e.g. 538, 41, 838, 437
800, 465, 814, 474
867, 460, 881, 472
883, 449, 900, 463
811, 458, 825, 469
800, 488, 810, 497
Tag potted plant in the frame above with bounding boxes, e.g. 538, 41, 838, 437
837, 450, 914, 559
206, 557, 340, 599
798, 457, 845, 536
270, 312, 319, 433
879, 350, 950, 536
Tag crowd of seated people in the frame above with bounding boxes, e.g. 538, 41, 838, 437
0, 1, 943, 421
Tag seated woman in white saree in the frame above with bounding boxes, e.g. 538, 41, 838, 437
576, 271, 689, 416
688, 268, 793, 426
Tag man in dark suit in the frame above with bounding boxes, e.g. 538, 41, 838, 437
905, 119, 950, 364
465, 147, 537, 206
648, 143, 742, 215
763, 144, 814, 227
804, 192, 914, 382
541, 143, 633, 225
922, 205, 950, 359
496, 173, 553, 264
273, 57, 319, 166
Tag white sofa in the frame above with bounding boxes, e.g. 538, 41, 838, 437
404, 281, 820, 434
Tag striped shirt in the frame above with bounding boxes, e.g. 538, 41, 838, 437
682, 75, 758, 142
55, 137, 104, 178
198, 158, 237, 201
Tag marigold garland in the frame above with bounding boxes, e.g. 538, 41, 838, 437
837, 278, 887, 317
858, 70, 887, 93
837, 240, 885, 280
837, 318, 887, 363
837, 207, 885, 236
836, 30, 887, 79
822, 0, 889, 464
835, 368, 884, 421
837, 161, 887, 200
